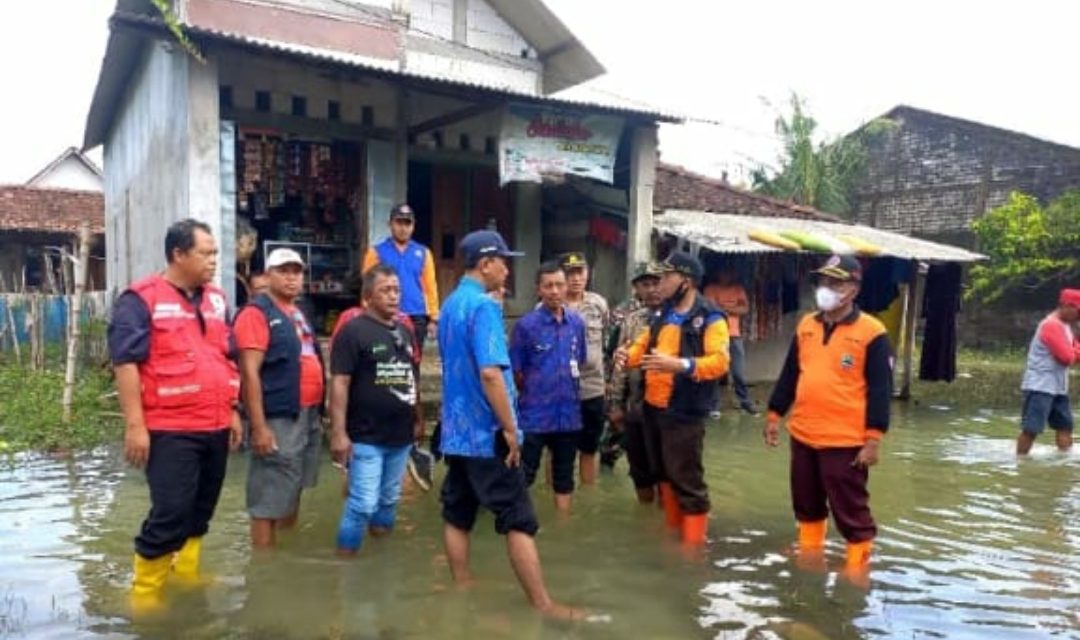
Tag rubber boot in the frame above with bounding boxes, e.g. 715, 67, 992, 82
659, 482, 682, 529
171, 536, 205, 586
842, 539, 873, 588
797, 519, 828, 551
130, 553, 171, 615
795, 519, 828, 573
681, 513, 708, 545
845, 539, 873, 569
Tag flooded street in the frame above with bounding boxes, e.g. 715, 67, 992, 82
2, 404, 1079, 639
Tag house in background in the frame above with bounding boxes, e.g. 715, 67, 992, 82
84, 0, 675, 328
0, 148, 105, 292
850, 105, 1080, 247
26, 147, 104, 193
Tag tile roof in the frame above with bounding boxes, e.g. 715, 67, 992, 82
655, 163, 840, 221
0, 186, 105, 234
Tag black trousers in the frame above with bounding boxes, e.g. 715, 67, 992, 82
644, 405, 709, 514
623, 407, 663, 489
410, 314, 430, 355
135, 429, 230, 559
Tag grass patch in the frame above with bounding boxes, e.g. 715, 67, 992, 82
909, 346, 1028, 409
0, 361, 121, 453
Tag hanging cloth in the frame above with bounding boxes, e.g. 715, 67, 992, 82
918, 263, 962, 382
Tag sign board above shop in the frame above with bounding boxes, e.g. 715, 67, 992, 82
498, 104, 624, 186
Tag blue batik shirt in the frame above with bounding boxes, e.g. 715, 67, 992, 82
437, 276, 518, 458
510, 305, 587, 434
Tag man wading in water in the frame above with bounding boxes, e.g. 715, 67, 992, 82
1016, 288, 1080, 454
437, 230, 583, 620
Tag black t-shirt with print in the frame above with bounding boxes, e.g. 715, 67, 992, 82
330, 314, 418, 446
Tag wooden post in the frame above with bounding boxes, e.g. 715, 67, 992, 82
5, 299, 20, 366
898, 261, 925, 400
63, 223, 92, 423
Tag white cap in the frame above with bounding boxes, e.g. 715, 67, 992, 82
266, 248, 305, 269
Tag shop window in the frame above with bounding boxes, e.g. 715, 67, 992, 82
292, 96, 307, 117
459, 134, 471, 151
327, 100, 341, 121
361, 106, 374, 126
219, 86, 233, 110
484, 136, 497, 155
255, 90, 271, 113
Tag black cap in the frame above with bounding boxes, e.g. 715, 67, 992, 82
813, 254, 862, 282
460, 229, 524, 264
659, 251, 704, 284
390, 203, 415, 221
559, 252, 588, 270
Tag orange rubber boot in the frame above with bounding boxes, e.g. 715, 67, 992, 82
845, 539, 873, 569
681, 513, 708, 545
797, 519, 828, 551
659, 483, 682, 529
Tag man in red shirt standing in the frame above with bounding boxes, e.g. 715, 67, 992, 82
108, 219, 242, 613
234, 248, 326, 549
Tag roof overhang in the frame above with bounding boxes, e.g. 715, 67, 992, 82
655, 209, 985, 263
84, 10, 677, 150
485, 0, 605, 93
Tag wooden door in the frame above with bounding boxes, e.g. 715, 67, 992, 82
432, 166, 468, 300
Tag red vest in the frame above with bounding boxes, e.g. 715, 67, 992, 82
131, 275, 240, 431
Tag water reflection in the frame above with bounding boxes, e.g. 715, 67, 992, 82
1, 408, 1078, 639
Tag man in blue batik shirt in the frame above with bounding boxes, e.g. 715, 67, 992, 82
510, 261, 587, 512
437, 230, 582, 620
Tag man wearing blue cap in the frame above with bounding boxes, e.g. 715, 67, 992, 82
437, 229, 582, 620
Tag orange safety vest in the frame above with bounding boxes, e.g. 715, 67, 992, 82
788, 312, 886, 448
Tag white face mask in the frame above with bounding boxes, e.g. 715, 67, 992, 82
815, 286, 845, 312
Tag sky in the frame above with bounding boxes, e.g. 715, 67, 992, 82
1, 0, 1078, 185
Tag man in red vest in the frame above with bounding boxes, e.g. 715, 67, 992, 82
108, 219, 242, 612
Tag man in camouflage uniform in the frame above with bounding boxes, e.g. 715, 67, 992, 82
607, 262, 664, 503
561, 252, 610, 485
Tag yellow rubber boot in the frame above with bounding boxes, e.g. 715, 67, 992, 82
797, 519, 828, 551
130, 553, 171, 615
171, 536, 207, 586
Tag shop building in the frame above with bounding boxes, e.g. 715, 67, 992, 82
83, 0, 677, 330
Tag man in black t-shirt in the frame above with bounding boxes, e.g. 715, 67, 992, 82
329, 265, 422, 555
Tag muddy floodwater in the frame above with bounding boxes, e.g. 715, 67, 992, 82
2, 404, 1078, 639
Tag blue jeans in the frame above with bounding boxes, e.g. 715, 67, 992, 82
336, 442, 411, 552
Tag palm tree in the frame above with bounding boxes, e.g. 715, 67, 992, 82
752, 94, 893, 216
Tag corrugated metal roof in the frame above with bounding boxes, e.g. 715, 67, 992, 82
655, 210, 985, 263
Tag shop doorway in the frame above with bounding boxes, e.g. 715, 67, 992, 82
407, 162, 513, 302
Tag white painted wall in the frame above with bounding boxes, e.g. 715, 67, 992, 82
29, 157, 103, 192
217, 53, 400, 129
410, 0, 454, 39
466, 0, 531, 57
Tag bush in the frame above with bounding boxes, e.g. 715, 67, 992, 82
0, 363, 120, 452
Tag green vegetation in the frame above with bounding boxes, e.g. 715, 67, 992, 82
751, 93, 897, 216
970, 189, 1080, 304
0, 362, 121, 453
910, 346, 1027, 409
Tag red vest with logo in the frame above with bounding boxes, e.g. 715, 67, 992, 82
130, 275, 240, 431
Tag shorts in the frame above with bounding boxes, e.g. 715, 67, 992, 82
247, 406, 323, 519
521, 431, 579, 494
440, 433, 539, 536
577, 396, 606, 454
1020, 391, 1074, 435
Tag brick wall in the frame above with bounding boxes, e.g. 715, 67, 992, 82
852, 107, 1080, 244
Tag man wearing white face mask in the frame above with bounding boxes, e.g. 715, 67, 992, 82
763, 254, 893, 583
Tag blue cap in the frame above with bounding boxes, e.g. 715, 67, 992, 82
460, 229, 524, 264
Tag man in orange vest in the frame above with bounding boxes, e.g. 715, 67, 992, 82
108, 219, 243, 612
764, 255, 892, 581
